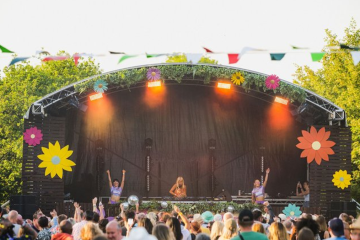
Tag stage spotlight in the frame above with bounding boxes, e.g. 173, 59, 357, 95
217, 82, 231, 89
148, 80, 161, 88
89, 92, 103, 101
68, 95, 88, 112
274, 96, 289, 105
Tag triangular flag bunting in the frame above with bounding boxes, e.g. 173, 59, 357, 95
270, 53, 286, 61
73, 53, 80, 66
109, 51, 125, 54
36, 50, 50, 55
291, 45, 309, 49
42, 56, 69, 62
146, 53, 166, 58
185, 53, 203, 64
351, 52, 360, 65
9, 57, 30, 66
0, 45, 14, 53
203, 47, 213, 53
118, 55, 137, 63
340, 44, 360, 51
311, 52, 325, 62
228, 54, 240, 64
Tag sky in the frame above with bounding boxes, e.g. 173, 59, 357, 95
1, 0, 360, 82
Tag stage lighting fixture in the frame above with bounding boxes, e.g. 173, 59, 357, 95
274, 96, 289, 105
68, 96, 88, 112
217, 82, 231, 89
89, 92, 103, 101
147, 80, 161, 88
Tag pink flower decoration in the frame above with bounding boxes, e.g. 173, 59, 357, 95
23, 127, 43, 146
265, 75, 280, 90
147, 68, 161, 81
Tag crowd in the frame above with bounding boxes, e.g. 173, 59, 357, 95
1, 199, 360, 240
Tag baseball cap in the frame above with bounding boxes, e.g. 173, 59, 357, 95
238, 209, 254, 223
329, 218, 344, 237
278, 213, 286, 221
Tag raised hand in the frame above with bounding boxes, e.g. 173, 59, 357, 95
92, 197, 98, 205
74, 202, 79, 208
266, 168, 270, 174
106, 170, 110, 174
50, 209, 57, 217
173, 205, 180, 213
122, 170, 126, 174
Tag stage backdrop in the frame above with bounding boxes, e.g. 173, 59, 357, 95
63, 85, 307, 201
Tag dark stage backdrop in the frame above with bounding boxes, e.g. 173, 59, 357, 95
63, 85, 307, 202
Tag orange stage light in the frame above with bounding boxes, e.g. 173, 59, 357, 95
89, 92, 103, 101
147, 80, 162, 88
217, 82, 231, 89
274, 96, 288, 105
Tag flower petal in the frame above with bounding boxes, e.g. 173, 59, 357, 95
315, 127, 326, 141
300, 149, 311, 158
317, 149, 329, 161
45, 165, 55, 176
322, 148, 335, 155
296, 141, 312, 149
310, 126, 317, 136
321, 131, 331, 141
38, 162, 51, 168
302, 130, 315, 142
61, 159, 76, 167
62, 165, 73, 172
55, 166, 63, 178
321, 141, 335, 148
307, 150, 316, 163
314, 152, 322, 165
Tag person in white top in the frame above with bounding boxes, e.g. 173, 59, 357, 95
8, 210, 21, 236
296, 181, 310, 208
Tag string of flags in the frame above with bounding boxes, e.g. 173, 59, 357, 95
1, 44, 360, 66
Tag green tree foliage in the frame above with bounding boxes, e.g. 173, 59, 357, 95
0, 53, 101, 203
166, 54, 218, 64
294, 19, 360, 200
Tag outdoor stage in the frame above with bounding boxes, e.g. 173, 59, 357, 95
21, 64, 351, 218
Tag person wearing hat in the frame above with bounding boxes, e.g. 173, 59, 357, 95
230, 209, 268, 240
328, 218, 346, 240
193, 213, 211, 235
350, 217, 360, 240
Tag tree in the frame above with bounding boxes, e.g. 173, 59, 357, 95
166, 54, 218, 64
294, 19, 360, 200
0, 52, 101, 203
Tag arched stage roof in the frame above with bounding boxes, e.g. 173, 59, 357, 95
25, 63, 346, 126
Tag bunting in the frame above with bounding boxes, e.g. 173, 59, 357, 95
340, 44, 360, 51
42, 56, 69, 62
0, 45, 14, 53
118, 55, 137, 63
311, 52, 325, 62
185, 53, 203, 64
228, 54, 240, 64
9, 57, 30, 66
146, 53, 166, 58
270, 53, 286, 61
203, 47, 213, 53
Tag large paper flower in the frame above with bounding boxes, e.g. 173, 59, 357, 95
282, 204, 302, 217
231, 72, 245, 85
265, 75, 280, 90
94, 80, 108, 93
296, 126, 335, 165
147, 68, 161, 81
23, 127, 43, 146
332, 170, 352, 189
37, 141, 76, 178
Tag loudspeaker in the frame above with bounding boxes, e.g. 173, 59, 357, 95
10, 195, 38, 220
329, 202, 357, 218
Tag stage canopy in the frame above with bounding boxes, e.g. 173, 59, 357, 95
22, 64, 350, 211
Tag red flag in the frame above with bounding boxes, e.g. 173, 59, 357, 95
42, 56, 69, 62
203, 47, 213, 53
73, 53, 80, 66
228, 54, 240, 64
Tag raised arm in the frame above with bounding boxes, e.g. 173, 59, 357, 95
298, 184, 310, 196
106, 170, 112, 189
251, 192, 255, 204
263, 168, 270, 188
120, 170, 126, 189
174, 205, 190, 230
169, 184, 177, 196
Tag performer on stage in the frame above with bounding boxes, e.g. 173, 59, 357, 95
169, 177, 187, 199
252, 168, 270, 204
106, 169, 125, 204
296, 181, 310, 207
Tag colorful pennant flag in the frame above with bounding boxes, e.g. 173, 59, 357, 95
291, 45, 309, 49
9, 57, 30, 66
270, 53, 286, 61
42, 56, 69, 62
118, 55, 137, 63
228, 54, 240, 64
185, 53, 203, 64
203, 47, 213, 53
109, 51, 125, 54
351, 52, 360, 65
311, 52, 325, 62
146, 53, 166, 58
36, 50, 50, 55
340, 44, 360, 51
0, 45, 14, 53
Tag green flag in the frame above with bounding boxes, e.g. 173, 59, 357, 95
311, 52, 325, 62
291, 45, 309, 49
0, 45, 14, 53
146, 53, 165, 58
118, 55, 137, 63
270, 53, 286, 61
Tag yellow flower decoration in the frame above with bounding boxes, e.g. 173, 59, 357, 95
231, 72, 245, 85
332, 170, 352, 189
37, 141, 76, 178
